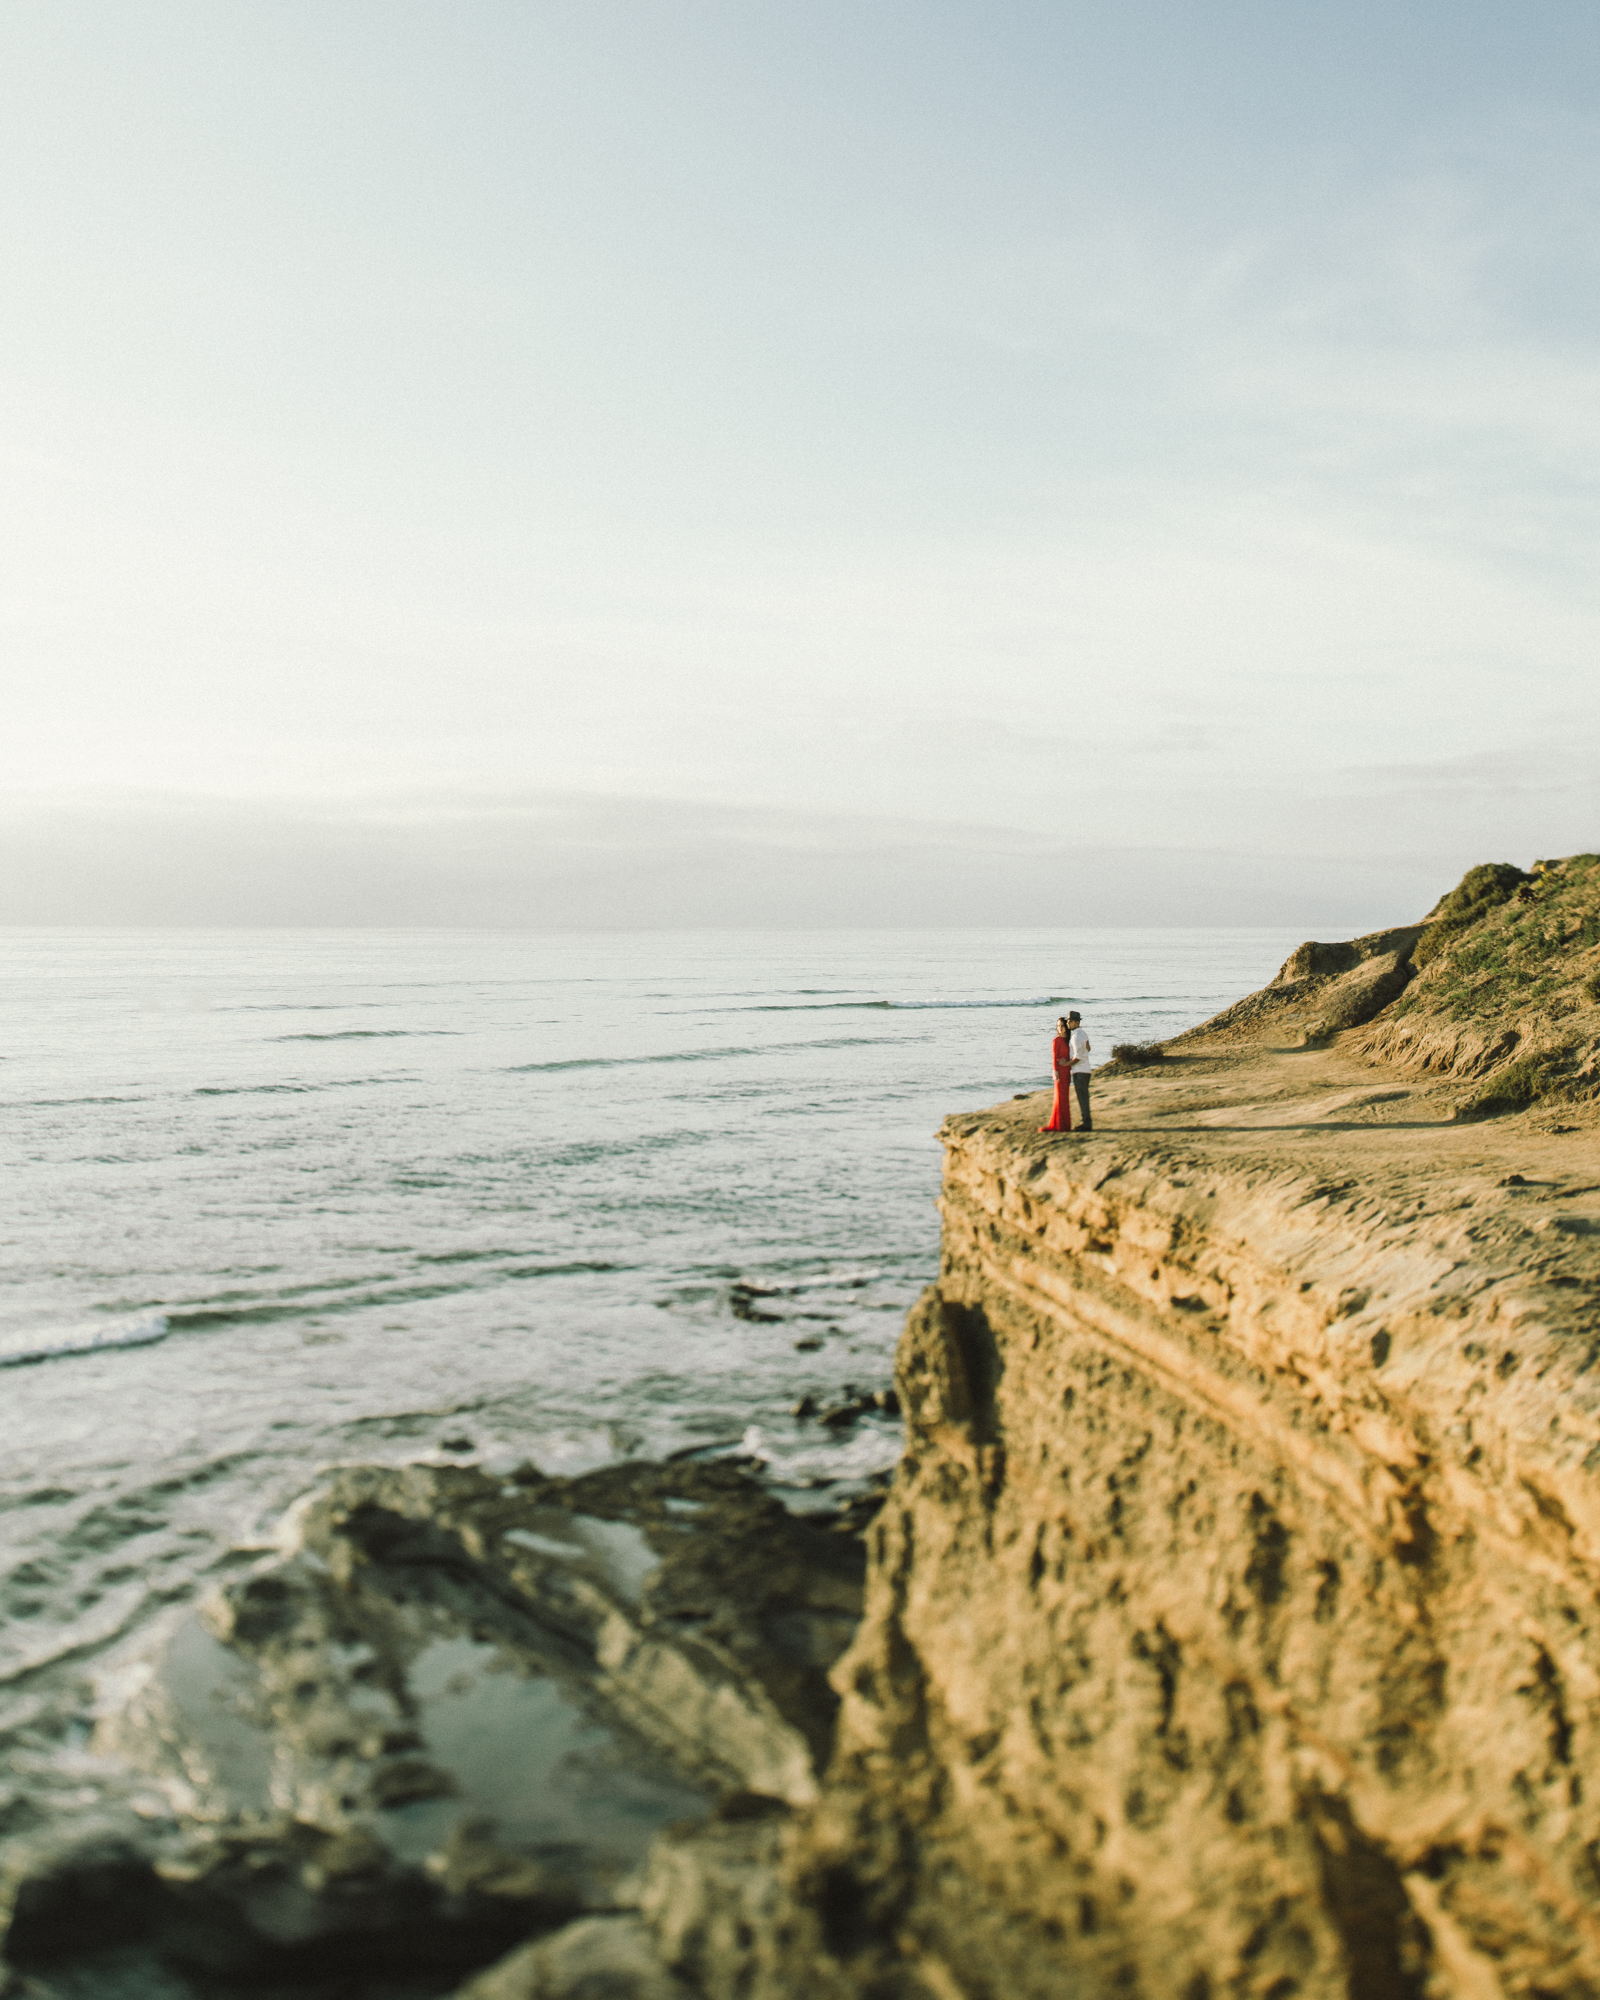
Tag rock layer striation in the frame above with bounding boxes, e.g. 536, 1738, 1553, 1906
13, 860, 1600, 2000
778, 1042, 1600, 1997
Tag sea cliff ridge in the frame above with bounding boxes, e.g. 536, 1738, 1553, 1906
780, 852, 1600, 2000
7, 855, 1600, 2000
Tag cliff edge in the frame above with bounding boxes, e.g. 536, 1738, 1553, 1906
775, 856, 1600, 1999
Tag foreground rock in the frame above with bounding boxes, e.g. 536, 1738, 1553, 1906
452, 1915, 688, 1999
0, 1459, 867, 1996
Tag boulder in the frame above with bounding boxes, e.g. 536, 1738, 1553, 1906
454, 1914, 690, 2000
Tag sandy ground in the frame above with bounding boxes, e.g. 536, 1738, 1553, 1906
993, 1036, 1600, 1309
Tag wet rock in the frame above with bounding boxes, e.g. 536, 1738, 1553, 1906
811, 1386, 896, 1430
639, 1802, 794, 1998
454, 1914, 690, 1999
823, 1486, 890, 1541
727, 1285, 782, 1324
3, 1460, 867, 1995
1, 1834, 174, 1972
662, 1438, 744, 1464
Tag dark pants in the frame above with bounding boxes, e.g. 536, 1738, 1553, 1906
1072, 1072, 1092, 1130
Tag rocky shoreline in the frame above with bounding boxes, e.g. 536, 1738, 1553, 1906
2, 1453, 880, 1998
11, 858, 1600, 1998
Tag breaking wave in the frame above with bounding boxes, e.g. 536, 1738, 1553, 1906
507, 1034, 898, 1074
0, 1310, 170, 1371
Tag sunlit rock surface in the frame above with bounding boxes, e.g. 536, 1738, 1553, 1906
12, 857, 1600, 2000
763, 893, 1600, 1998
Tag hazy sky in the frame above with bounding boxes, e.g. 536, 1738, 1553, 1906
4, 2, 1599, 925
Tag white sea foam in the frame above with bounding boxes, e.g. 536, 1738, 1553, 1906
0, 1309, 169, 1370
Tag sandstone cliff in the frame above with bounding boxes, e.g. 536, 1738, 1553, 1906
766, 857, 1600, 2000
12, 860, 1600, 2000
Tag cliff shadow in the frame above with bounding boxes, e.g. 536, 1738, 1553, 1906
897, 1289, 1006, 1449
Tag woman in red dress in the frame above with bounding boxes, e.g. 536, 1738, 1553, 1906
1040, 1015, 1073, 1132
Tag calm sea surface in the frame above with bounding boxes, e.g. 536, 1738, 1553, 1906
1, 926, 1310, 1784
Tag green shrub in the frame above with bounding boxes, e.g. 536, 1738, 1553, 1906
1414, 861, 1530, 970
1585, 971, 1600, 1005
1412, 919, 1469, 970
1110, 1041, 1165, 1067
1457, 1050, 1563, 1120
1439, 861, 1532, 920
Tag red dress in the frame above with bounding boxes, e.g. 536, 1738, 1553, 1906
1040, 1034, 1073, 1132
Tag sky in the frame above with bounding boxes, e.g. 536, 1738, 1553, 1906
3, 1, 1599, 927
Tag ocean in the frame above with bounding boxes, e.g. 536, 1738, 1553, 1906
1, 925, 1310, 1816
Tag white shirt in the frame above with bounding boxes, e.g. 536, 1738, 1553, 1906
1068, 1027, 1091, 1073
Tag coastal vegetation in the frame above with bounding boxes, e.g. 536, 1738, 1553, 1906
1107, 1039, 1166, 1067
1367, 850, 1600, 1114
1408, 858, 1531, 969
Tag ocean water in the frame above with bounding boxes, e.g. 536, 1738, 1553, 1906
0, 926, 1307, 1791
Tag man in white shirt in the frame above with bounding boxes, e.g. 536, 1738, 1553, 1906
1066, 1010, 1092, 1132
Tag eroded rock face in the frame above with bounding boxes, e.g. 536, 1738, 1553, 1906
768, 1100, 1600, 1999
1170, 924, 1422, 1048
1, 1459, 866, 1996
1346, 856, 1600, 1112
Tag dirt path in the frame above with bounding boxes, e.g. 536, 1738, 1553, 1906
965, 1037, 1600, 1380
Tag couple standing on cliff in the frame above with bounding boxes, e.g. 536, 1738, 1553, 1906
1041, 1011, 1092, 1134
